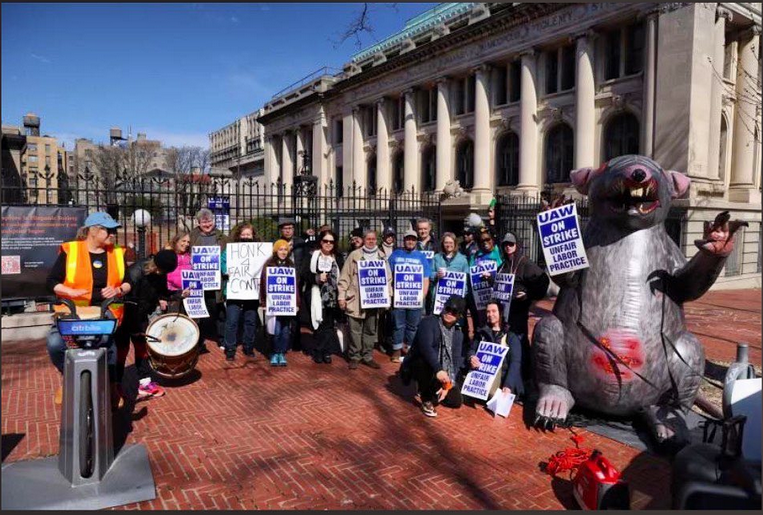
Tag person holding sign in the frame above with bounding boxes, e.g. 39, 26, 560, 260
388, 230, 431, 363
165, 231, 192, 312
432, 232, 470, 344
338, 230, 391, 370
259, 240, 300, 367
497, 232, 549, 384
304, 229, 345, 365
467, 300, 524, 399
221, 223, 260, 361
190, 208, 228, 353
468, 229, 503, 329
399, 297, 474, 418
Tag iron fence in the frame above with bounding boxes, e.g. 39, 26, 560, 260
0, 170, 442, 257
494, 193, 687, 268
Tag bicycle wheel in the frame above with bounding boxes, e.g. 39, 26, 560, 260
78, 370, 94, 478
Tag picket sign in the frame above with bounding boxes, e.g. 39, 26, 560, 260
536, 203, 589, 276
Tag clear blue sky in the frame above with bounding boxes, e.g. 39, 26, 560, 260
1, 2, 437, 150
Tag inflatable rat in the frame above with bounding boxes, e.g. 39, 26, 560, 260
532, 155, 747, 444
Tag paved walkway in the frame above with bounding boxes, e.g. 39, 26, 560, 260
2, 289, 759, 510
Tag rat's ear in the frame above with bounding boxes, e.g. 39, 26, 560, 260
668, 171, 690, 199
570, 167, 594, 195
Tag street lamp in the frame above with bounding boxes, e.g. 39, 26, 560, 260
132, 209, 152, 259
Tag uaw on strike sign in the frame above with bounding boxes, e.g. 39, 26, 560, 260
266, 267, 297, 316
536, 203, 589, 276
461, 341, 510, 401
393, 263, 423, 309
358, 260, 390, 309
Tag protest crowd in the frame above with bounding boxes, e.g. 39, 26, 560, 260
47, 205, 551, 418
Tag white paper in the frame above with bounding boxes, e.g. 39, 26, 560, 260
729, 378, 762, 461
486, 389, 516, 418
226, 242, 272, 300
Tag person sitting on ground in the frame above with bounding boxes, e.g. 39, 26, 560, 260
46, 212, 131, 408
116, 250, 189, 402
401, 296, 477, 418
468, 300, 524, 400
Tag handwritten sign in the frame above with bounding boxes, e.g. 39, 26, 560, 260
537, 203, 589, 276
181, 270, 208, 318
265, 267, 297, 316
433, 271, 467, 315
493, 273, 515, 304
358, 260, 390, 309
461, 341, 510, 401
226, 242, 272, 300
191, 245, 221, 290
470, 261, 497, 311
317, 254, 334, 273
393, 263, 424, 309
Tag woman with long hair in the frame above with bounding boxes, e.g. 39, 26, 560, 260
259, 240, 300, 366
165, 231, 192, 302
304, 229, 344, 364
221, 222, 260, 361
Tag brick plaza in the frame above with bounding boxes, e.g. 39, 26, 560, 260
2, 289, 760, 510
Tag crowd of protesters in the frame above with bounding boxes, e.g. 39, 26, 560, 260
46, 205, 550, 418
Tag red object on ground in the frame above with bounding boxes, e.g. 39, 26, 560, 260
545, 434, 593, 478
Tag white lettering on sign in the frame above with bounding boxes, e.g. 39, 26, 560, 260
536, 203, 589, 276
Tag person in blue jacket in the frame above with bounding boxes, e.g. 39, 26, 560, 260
388, 230, 431, 362
468, 228, 503, 329
431, 232, 470, 335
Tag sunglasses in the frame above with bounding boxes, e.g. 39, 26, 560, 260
106, 228, 118, 235
321, 239, 335, 244
480, 238, 493, 243
504, 242, 516, 247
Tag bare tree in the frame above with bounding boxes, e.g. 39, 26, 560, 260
333, 3, 398, 49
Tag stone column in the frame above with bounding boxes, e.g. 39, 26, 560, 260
436, 77, 452, 192
295, 128, 305, 174
352, 106, 366, 189
312, 113, 327, 190
281, 132, 293, 188
403, 89, 419, 192
342, 110, 354, 192
642, 11, 658, 158
473, 65, 492, 196
730, 27, 761, 203
574, 31, 596, 169
707, 7, 732, 180
376, 98, 391, 193
263, 135, 274, 185
518, 50, 539, 192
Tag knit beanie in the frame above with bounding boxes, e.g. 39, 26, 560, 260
154, 249, 178, 274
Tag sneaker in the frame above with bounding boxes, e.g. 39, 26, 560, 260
421, 401, 437, 418
390, 350, 401, 363
270, 354, 280, 367
322, 354, 332, 364
278, 353, 287, 366
54, 385, 63, 405
362, 359, 381, 370
219, 345, 225, 351
349, 360, 359, 370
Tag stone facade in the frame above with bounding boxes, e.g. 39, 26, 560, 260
209, 108, 265, 176
213, 2, 762, 288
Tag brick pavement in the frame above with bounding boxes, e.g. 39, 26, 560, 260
2, 289, 759, 510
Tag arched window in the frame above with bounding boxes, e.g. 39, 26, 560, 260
604, 112, 640, 161
392, 151, 404, 194
367, 153, 377, 196
718, 115, 728, 179
421, 145, 436, 192
496, 131, 520, 186
545, 124, 574, 184
456, 139, 474, 189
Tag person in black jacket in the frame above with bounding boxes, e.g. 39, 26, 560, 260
497, 231, 549, 385
401, 296, 477, 418
468, 300, 524, 398
115, 250, 187, 402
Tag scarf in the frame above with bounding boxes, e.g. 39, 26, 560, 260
362, 245, 379, 258
439, 318, 457, 382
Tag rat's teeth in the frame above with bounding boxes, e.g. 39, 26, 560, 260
631, 187, 643, 198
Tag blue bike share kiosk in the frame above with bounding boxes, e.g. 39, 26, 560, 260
2, 299, 157, 510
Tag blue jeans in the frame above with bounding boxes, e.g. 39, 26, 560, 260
391, 308, 422, 351
272, 317, 294, 354
224, 300, 259, 355
46, 325, 116, 376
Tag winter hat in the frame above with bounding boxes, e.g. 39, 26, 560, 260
154, 249, 178, 274
273, 239, 290, 254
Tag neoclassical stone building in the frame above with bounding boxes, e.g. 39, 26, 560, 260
213, 2, 762, 287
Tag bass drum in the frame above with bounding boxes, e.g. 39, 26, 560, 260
145, 313, 200, 379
